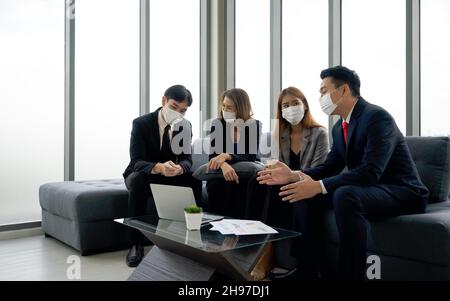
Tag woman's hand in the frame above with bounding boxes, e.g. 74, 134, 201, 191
208, 153, 232, 170
220, 162, 239, 184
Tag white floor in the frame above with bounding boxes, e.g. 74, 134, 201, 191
0, 233, 148, 281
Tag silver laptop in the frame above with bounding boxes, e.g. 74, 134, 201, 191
150, 184, 223, 223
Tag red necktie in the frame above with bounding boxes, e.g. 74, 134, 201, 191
342, 121, 349, 144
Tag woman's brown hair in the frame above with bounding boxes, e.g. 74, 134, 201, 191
276, 86, 323, 149
219, 88, 253, 121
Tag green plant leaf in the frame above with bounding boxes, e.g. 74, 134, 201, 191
184, 205, 203, 214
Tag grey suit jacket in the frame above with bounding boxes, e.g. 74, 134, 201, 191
279, 126, 329, 170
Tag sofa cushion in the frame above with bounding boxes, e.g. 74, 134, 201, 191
322, 200, 450, 266
192, 161, 265, 181
39, 179, 129, 222
405, 136, 450, 203
191, 138, 210, 173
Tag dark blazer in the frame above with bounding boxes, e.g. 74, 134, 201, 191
123, 107, 192, 179
209, 118, 261, 163
304, 97, 429, 201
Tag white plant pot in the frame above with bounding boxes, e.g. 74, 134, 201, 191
184, 212, 203, 230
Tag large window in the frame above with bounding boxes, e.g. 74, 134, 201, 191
342, 0, 406, 133
0, 0, 64, 224
421, 0, 450, 136
149, 0, 200, 138
75, 0, 139, 180
235, 0, 271, 132
282, 0, 329, 128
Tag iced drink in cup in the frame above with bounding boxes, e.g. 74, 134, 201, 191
265, 159, 279, 169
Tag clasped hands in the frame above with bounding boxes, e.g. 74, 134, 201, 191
152, 161, 183, 177
256, 161, 322, 203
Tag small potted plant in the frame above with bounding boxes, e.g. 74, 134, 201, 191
184, 205, 203, 231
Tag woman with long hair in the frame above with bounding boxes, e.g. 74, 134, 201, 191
206, 88, 262, 218
246, 86, 329, 280
248, 86, 329, 226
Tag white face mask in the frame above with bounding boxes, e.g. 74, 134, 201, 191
319, 90, 343, 116
282, 104, 305, 126
222, 110, 236, 122
163, 105, 184, 125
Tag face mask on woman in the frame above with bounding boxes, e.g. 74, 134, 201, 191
282, 104, 305, 126
222, 110, 237, 122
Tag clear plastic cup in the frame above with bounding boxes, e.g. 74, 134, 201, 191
265, 159, 279, 170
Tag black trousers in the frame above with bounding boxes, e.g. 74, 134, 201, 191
125, 171, 202, 244
292, 184, 426, 280
206, 178, 252, 219
245, 175, 295, 230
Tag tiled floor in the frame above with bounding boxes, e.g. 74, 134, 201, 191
0, 232, 290, 281
0, 234, 148, 281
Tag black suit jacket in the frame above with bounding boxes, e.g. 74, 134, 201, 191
123, 107, 192, 179
208, 118, 261, 163
304, 97, 429, 201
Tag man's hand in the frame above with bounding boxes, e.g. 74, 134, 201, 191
152, 161, 183, 177
256, 161, 301, 186
220, 162, 239, 184
165, 161, 183, 177
279, 173, 322, 203
208, 153, 232, 170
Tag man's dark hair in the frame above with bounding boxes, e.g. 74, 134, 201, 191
164, 85, 193, 106
320, 66, 361, 97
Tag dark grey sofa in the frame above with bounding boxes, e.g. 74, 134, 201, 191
39, 136, 450, 280
40, 179, 134, 255
321, 136, 450, 280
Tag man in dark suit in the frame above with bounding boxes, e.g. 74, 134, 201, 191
257, 66, 429, 280
123, 85, 201, 267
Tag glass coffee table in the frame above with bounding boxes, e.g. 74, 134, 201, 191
115, 215, 301, 281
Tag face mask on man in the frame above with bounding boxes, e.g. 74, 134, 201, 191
163, 105, 184, 125
282, 104, 305, 126
319, 88, 344, 116
222, 110, 236, 122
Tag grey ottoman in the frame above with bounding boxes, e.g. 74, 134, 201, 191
39, 179, 134, 255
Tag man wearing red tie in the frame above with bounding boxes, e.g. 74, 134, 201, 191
257, 66, 429, 280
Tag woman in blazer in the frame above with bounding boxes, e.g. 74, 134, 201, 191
246, 86, 329, 229
206, 88, 262, 218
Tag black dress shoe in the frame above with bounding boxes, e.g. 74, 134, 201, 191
268, 267, 321, 281
268, 268, 300, 281
126, 244, 144, 267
